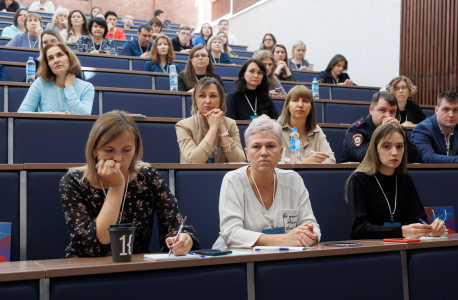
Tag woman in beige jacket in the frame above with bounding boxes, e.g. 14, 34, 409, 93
278, 85, 336, 164
176, 77, 246, 164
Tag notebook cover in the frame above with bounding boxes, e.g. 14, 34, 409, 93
0, 222, 11, 261
424, 206, 456, 234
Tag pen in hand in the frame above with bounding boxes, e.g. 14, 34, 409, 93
168, 216, 187, 257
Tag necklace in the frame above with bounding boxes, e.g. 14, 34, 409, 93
244, 93, 257, 116
375, 175, 397, 223
138, 39, 150, 55
250, 168, 276, 230
27, 32, 39, 48
56, 83, 68, 111
100, 174, 130, 224
92, 38, 103, 52
292, 59, 302, 70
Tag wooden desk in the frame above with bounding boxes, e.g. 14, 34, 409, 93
0, 261, 45, 282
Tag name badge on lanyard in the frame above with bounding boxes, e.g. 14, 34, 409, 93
383, 222, 401, 226
250, 115, 259, 120
262, 227, 285, 234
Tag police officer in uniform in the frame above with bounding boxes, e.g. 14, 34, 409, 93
342, 91, 422, 163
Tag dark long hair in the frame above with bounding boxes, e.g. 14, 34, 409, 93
235, 59, 271, 115
325, 54, 348, 72
183, 45, 214, 90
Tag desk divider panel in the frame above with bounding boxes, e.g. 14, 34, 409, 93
8, 87, 28, 113
324, 103, 368, 124
0, 40, 9, 46
0, 86, 3, 111
3, 65, 24, 82
0, 280, 40, 300
148, 170, 169, 253
49, 264, 248, 300
13, 118, 94, 164
155, 76, 170, 91
102, 92, 182, 118
174, 170, 230, 249
331, 87, 377, 101
222, 80, 235, 93
255, 252, 403, 300
26, 171, 68, 260
214, 65, 240, 78
297, 169, 353, 242
0, 171, 20, 261
421, 108, 435, 118
321, 128, 347, 163
0, 118, 7, 163
83, 71, 152, 90
136, 122, 180, 163
77, 56, 129, 70
293, 72, 318, 82
132, 59, 148, 72
234, 51, 252, 58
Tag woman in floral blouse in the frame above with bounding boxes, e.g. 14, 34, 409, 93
59, 110, 200, 257
73, 17, 118, 55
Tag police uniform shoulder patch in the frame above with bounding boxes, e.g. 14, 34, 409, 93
353, 118, 366, 128
352, 134, 363, 146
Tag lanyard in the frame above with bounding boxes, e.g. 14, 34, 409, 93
375, 175, 397, 223
27, 32, 38, 48
160, 63, 169, 73
100, 173, 130, 224
138, 40, 150, 55
244, 94, 257, 116
332, 77, 339, 84
212, 54, 220, 64
250, 168, 276, 230
56, 84, 68, 111
292, 59, 302, 70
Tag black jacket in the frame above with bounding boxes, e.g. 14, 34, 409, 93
396, 100, 426, 124
0, 1, 19, 12
318, 70, 356, 85
341, 114, 422, 163
171, 36, 193, 52
177, 72, 226, 92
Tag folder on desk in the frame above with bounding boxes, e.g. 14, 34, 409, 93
424, 206, 456, 234
0, 222, 11, 261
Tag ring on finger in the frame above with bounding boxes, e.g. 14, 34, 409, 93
109, 162, 115, 168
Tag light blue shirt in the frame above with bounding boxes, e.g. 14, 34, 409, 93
1, 25, 21, 38
18, 77, 95, 115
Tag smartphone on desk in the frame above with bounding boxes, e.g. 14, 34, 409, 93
275, 87, 282, 93
192, 250, 232, 256
324, 242, 362, 247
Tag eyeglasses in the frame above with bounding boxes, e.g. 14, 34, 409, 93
192, 54, 208, 59
264, 38, 273, 42
394, 86, 409, 92
180, 32, 191, 36
247, 69, 265, 76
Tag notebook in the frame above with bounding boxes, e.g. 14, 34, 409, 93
144, 254, 201, 261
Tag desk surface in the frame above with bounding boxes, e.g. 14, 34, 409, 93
0, 261, 45, 282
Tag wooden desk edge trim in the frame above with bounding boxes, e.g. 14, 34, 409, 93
0, 270, 46, 282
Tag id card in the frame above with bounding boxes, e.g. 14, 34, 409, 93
250, 115, 259, 120
383, 222, 401, 226
262, 227, 285, 234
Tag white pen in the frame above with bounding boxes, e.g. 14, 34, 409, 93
168, 216, 187, 257
253, 246, 304, 251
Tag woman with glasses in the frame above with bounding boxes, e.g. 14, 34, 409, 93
207, 35, 233, 64
177, 45, 226, 92
252, 33, 276, 58
225, 59, 279, 120
172, 25, 193, 53
386, 76, 425, 127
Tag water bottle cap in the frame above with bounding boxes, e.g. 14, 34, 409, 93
313, 78, 317, 81
292, 128, 297, 132
29, 57, 33, 60
169, 65, 176, 72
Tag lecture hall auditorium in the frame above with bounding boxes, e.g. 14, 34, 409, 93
1, 0, 458, 299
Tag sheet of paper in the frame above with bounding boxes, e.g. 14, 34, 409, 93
144, 254, 201, 261
253, 246, 305, 251
419, 236, 449, 240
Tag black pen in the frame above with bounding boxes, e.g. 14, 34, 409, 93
168, 216, 187, 257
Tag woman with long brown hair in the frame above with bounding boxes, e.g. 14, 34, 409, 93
318, 54, 354, 85
177, 45, 226, 92
273, 44, 296, 82
60, 9, 89, 43
254, 50, 286, 97
346, 123, 445, 239
252, 33, 276, 58
60, 110, 201, 257
143, 35, 179, 73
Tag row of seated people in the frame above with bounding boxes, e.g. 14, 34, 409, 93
58, 109, 446, 257
13, 39, 458, 164
0, 0, 55, 13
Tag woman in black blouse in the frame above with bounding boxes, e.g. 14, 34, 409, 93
59, 110, 200, 257
225, 59, 279, 120
177, 45, 226, 92
386, 75, 426, 127
346, 123, 445, 240
273, 44, 296, 82
318, 54, 355, 86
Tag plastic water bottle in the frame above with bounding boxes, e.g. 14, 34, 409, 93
58, 4, 61, 8
26, 57, 36, 84
19, 3, 24, 8
169, 65, 178, 91
312, 78, 319, 99
289, 128, 302, 164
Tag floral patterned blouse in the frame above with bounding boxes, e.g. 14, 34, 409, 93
59, 166, 200, 258
73, 35, 119, 56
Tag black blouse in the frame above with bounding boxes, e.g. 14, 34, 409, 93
225, 89, 279, 120
318, 70, 356, 85
177, 72, 226, 92
0, 1, 19, 12
349, 171, 427, 239
59, 166, 200, 258
396, 100, 426, 124
275, 71, 296, 82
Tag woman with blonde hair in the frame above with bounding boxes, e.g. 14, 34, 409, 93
288, 41, 311, 71
46, 7, 69, 32
216, 31, 237, 58
386, 76, 425, 126
207, 35, 233, 64
346, 123, 445, 239
143, 35, 179, 73
254, 50, 286, 97
273, 44, 296, 82
18, 42, 94, 114
176, 77, 245, 163
278, 85, 335, 163
60, 110, 201, 257
60, 9, 89, 43
88, 6, 102, 22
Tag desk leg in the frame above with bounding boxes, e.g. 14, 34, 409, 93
401, 250, 410, 300
40, 278, 50, 300
247, 262, 255, 300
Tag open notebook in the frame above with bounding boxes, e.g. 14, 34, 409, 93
144, 254, 201, 261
